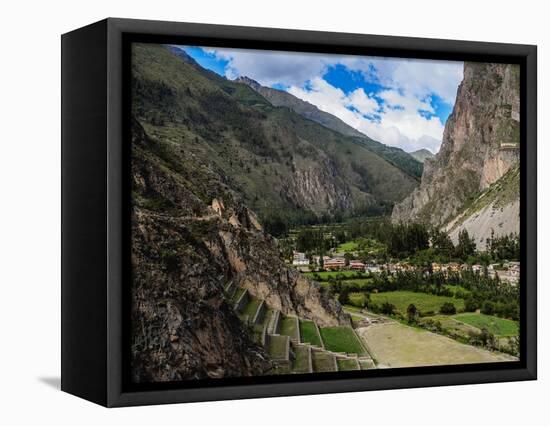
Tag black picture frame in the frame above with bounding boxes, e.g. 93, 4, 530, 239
61, 17, 537, 407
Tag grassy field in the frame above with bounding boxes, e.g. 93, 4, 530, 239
357, 322, 514, 368
370, 291, 465, 315
299, 320, 322, 346
279, 316, 299, 340
336, 241, 359, 252
303, 271, 366, 280
349, 292, 367, 308
292, 346, 311, 373
241, 298, 261, 319
312, 351, 336, 372
337, 358, 359, 371
268, 335, 288, 359
319, 326, 365, 355
453, 313, 519, 337
231, 287, 246, 303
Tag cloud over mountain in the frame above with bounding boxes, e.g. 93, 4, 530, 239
179, 46, 463, 153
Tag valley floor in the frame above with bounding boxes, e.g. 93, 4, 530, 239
356, 320, 515, 368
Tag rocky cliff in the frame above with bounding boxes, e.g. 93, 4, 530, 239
392, 62, 520, 234
130, 119, 347, 383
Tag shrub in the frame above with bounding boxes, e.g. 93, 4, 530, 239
464, 297, 479, 312
440, 302, 457, 315
481, 301, 495, 315
380, 302, 396, 315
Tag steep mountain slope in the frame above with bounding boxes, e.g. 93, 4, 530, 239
444, 166, 519, 249
133, 44, 419, 229
392, 62, 520, 236
234, 76, 366, 138
409, 148, 435, 163
235, 76, 423, 180
131, 118, 348, 383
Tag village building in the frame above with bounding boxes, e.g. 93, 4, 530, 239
448, 262, 460, 273
365, 263, 381, 273
471, 264, 483, 273
312, 255, 330, 265
292, 251, 309, 266
324, 257, 346, 270
349, 260, 366, 271
431, 262, 442, 272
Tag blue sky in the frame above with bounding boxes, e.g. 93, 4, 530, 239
176, 45, 464, 154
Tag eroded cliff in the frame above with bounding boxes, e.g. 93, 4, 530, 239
392, 62, 520, 231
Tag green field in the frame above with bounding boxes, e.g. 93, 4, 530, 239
304, 271, 366, 280
370, 291, 465, 315
232, 287, 246, 303
337, 358, 359, 371
279, 316, 299, 340
336, 241, 359, 252
453, 313, 519, 337
268, 335, 288, 359
242, 298, 261, 319
312, 351, 337, 372
292, 346, 311, 373
349, 292, 368, 308
299, 320, 322, 346
319, 326, 365, 355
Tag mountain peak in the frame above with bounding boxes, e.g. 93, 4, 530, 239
167, 45, 199, 66
409, 148, 435, 163
234, 76, 262, 90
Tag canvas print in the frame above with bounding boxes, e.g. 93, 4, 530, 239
130, 43, 520, 383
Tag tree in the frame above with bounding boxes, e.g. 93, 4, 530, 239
440, 302, 457, 315
407, 304, 418, 323
464, 297, 479, 312
338, 287, 350, 305
482, 301, 496, 316
431, 229, 455, 259
381, 302, 396, 316
455, 229, 476, 260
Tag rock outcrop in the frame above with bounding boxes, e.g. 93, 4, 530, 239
130, 119, 347, 383
392, 62, 520, 232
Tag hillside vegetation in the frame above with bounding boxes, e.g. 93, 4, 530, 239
132, 44, 419, 233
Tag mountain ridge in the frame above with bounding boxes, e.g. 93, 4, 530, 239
235, 75, 423, 180
132, 44, 419, 230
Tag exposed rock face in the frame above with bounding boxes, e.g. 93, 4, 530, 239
392, 62, 520, 229
130, 119, 347, 383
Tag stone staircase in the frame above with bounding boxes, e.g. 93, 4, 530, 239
227, 284, 377, 374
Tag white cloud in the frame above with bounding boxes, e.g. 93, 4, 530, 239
341, 56, 463, 105
347, 88, 380, 116
207, 48, 331, 87
202, 47, 463, 153
289, 80, 445, 153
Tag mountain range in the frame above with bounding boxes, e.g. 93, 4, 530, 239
133, 44, 421, 232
